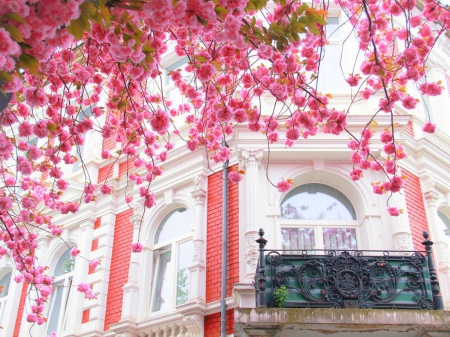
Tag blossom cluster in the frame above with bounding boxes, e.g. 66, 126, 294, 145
0, 0, 448, 328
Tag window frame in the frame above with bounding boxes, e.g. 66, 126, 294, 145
45, 248, 75, 336
149, 207, 194, 315
279, 183, 359, 252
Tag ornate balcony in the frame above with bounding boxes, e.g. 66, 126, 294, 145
233, 230, 449, 336
254, 229, 444, 310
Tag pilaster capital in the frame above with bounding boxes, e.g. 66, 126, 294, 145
239, 148, 263, 168
424, 190, 440, 208
191, 189, 206, 205
192, 176, 207, 205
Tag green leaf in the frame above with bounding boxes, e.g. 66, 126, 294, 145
0, 71, 13, 82
19, 53, 40, 76
297, 3, 309, 15
4, 13, 27, 24
251, 16, 256, 27
1, 24, 24, 43
195, 55, 207, 63
142, 42, 155, 54
145, 53, 154, 64
80, 1, 97, 15
215, 6, 228, 14
98, 5, 111, 27
67, 16, 88, 40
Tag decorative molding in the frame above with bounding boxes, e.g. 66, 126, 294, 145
436, 242, 450, 265
239, 148, 263, 169
128, 263, 138, 283
130, 199, 145, 227
192, 240, 204, 264
392, 232, 413, 253
245, 232, 260, 278
191, 189, 206, 206
183, 314, 203, 337
424, 190, 440, 208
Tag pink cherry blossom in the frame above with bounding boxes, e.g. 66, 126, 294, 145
423, 122, 436, 133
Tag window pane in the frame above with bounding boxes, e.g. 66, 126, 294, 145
155, 208, 194, 244
322, 228, 357, 250
152, 251, 172, 312
281, 184, 356, 220
54, 249, 75, 277
46, 281, 64, 335
0, 271, 11, 299
281, 228, 316, 251
317, 44, 346, 91
326, 17, 340, 37
176, 240, 193, 306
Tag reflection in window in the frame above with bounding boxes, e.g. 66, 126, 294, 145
152, 208, 193, 312
280, 183, 358, 251
281, 183, 356, 220
0, 271, 12, 325
323, 228, 357, 250
282, 228, 316, 250
46, 249, 75, 335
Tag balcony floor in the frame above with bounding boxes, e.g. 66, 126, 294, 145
234, 308, 450, 337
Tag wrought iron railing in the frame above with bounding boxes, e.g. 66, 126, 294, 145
254, 229, 444, 310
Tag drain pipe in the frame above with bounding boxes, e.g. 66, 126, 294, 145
220, 157, 229, 337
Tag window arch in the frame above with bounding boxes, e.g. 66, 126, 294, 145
280, 183, 358, 251
151, 208, 193, 313
46, 248, 75, 335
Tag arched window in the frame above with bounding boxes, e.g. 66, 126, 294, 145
46, 248, 75, 335
280, 183, 358, 251
0, 270, 12, 325
151, 208, 193, 313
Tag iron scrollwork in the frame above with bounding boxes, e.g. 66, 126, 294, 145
254, 230, 441, 310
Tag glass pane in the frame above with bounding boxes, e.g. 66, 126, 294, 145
155, 208, 194, 244
176, 240, 193, 306
326, 17, 340, 37
46, 281, 64, 335
281, 184, 356, 220
317, 44, 346, 91
54, 249, 75, 277
281, 228, 316, 252
0, 271, 11, 298
152, 251, 172, 312
323, 228, 357, 250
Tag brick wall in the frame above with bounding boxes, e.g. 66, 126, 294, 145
204, 309, 234, 336
402, 168, 429, 249
104, 209, 134, 331
81, 309, 90, 324
98, 163, 114, 183
405, 121, 414, 137
13, 282, 28, 337
205, 166, 239, 336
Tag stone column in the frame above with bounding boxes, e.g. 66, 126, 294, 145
240, 149, 263, 280
390, 189, 414, 253
423, 184, 450, 307
188, 176, 207, 303
121, 200, 144, 320
65, 218, 96, 334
